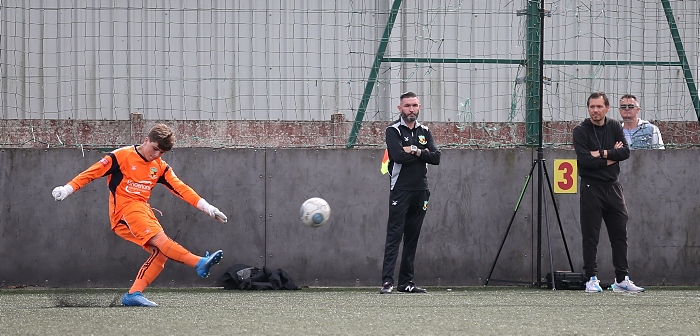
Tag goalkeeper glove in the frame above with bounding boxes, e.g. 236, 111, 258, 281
197, 198, 227, 223
52, 185, 74, 201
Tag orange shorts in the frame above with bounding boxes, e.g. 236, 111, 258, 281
112, 202, 164, 250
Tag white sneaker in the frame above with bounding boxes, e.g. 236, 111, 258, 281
585, 276, 603, 293
613, 276, 645, 293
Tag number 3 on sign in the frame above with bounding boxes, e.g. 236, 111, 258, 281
554, 159, 577, 194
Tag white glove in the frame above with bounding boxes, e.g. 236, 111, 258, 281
52, 185, 74, 201
197, 198, 227, 223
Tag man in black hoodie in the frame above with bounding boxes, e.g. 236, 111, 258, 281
573, 92, 644, 293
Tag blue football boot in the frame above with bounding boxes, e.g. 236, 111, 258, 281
121, 291, 158, 307
195, 250, 224, 278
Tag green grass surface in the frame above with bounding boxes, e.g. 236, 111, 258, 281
1, 287, 699, 335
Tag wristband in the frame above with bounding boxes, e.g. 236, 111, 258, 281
599, 149, 604, 158
410, 145, 417, 154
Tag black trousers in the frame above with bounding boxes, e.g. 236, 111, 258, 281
580, 181, 629, 282
381, 189, 430, 285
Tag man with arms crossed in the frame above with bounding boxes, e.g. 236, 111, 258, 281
573, 92, 644, 293
52, 124, 228, 306
380, 91, 441, 294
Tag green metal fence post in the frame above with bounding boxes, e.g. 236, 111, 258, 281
346, 0, 403, 148
661, 0, 700, 122
525, 0, 542, 146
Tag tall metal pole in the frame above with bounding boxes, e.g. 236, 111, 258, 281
535, 0, 545, 288
526, 0, 545, 287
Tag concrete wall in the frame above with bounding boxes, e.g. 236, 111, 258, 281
1, 148, 699, 288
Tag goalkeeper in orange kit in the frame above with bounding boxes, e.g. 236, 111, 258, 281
51, 124, 228, 307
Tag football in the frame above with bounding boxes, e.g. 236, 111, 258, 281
299, 197, 331, 227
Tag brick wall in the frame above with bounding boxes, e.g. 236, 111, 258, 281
1, 113, 697, 149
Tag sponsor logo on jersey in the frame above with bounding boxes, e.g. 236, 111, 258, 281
418, 135, 427, 145
99, 157, 110, 166
423, 200, 429, 211
124, 180, 153, 194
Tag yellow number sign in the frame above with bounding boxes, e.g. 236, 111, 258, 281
553, 159, 577, 194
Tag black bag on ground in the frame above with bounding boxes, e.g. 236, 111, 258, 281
546, 271, 586, 290
219, 263, 300, 290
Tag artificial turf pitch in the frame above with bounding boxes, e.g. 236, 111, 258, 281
1, 287, 699, 335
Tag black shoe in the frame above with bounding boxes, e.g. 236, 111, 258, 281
397, 281, 427, 293
379, 282, 393, 294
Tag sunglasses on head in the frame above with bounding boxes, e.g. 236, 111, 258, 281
619, 104, 637, 109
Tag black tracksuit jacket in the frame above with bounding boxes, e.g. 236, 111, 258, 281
385, 119, 441, 190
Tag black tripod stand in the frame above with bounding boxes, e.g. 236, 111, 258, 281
484, 147, 574, 288
484, 0, 574, 289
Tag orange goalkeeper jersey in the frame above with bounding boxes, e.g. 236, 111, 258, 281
67, 145, 202, 228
